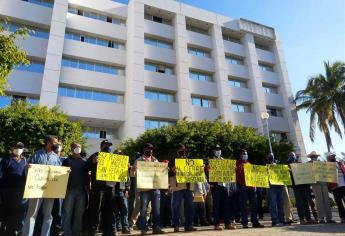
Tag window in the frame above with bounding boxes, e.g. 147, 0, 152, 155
144, 13, 172, 25
189, 70, 212, 82
0, 95, 38, 108
259, 62, 274, 72
228, 78, 247, 88
68, 7, 126, 26
225, 54, 244, 65
22, 0, 54, 8
186, 25, 208, 35
145, 90, 174, 103
16, 61, 45, 73
145, 119, 175, 130
3, 22, 49, 39
191, 97, 215, 108
188, 47, 211, 58
222, 34, 241, 44
267, 107, 283, 117
256, 44, 270, 51
83, 127, 118, 139
271, 132, 288, 141
65, 31, 125, 49
62, 57, 124, 75
144, 62, 173, 75
144, 37, 173, 49
232, 102, 251, 113
263, 84, 278, 94
58, 86, 122, 103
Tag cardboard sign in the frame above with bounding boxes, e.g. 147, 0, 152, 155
175, 159, 205, 183
136, 161, 169, 189
312, 161, 338, 183
290, 163, 316, 185
244, 164, 269, 188
268, 164, 292, 186
96, 152, 129, 182
209, 159, 236, 183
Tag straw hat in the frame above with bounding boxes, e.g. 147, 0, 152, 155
307, 151, 320, 157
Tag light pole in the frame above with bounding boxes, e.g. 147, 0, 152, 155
261, 112, 273, 155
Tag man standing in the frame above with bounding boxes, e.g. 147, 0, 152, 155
131, 143, 165, 235
22, 135, 62, 236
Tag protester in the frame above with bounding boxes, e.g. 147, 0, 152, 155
169, 144, 197, 232
22, 135, 62, 236
0, 142, 27, 236
236, 149, 264, 228
308, 151, 336, 224
326, 152, 345, 223
62, 143, 89, 236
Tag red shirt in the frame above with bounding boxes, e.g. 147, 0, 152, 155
236, 159, 249, 187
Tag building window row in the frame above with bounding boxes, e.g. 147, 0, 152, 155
145, 90, 175, 103
271, 132, 288, 141
65, 31, 125, 49
225, 54, 245, 65
255, 43, 271, 51
259, 62, 274, 72
267, 107, 283, 117
188, 47, 211, 58
0, 95, 39, 108
145, 119, 175, 130
263, 84, 278, 94
68, 7, 126, 26
228, 78, 247, 88
144, 62, 173, 75
189, 70, 213, 82
58, 86, 123, 104
83, 127, 118, 139
222, 34, 241, 44
232, 102, 251, 113
22, 0, 54, 8
144, 13, 172, 25
3, 21, 49, 39
16, 60, 45, 73
62, 57, 124, 76
144, 36, 173, 49
192, 97, 215, 108
186, 25, 209, 36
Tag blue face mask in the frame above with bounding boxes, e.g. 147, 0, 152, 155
242, 153, 248, 161
103, 147, 112, 153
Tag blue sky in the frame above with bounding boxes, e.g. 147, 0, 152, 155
119, 0, 345, 157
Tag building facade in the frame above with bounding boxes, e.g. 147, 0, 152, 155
0, 0, 306, 155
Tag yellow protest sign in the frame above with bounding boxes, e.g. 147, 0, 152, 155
312, 161, 338, 183
244, 164, 269, 188
136, 161, 169, 189
96, 152, 129, 182
290, 163, 316, 185
23, 164, 70, 198
267, 164, 292, 186
176, 159, 205, 183
209, 159, 236, 183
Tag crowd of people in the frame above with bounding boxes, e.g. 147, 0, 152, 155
0, 135, 344, 236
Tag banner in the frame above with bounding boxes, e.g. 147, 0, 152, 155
176, 159, 205, 183
136, 161, 169, 189
244, 164, 269, 188
290, 163, 316, 185
23, 164, 70, 198
96, 152, 129, 182
209, 159, 236, 183
312, 161, 338, 183
267, 164, 292, 186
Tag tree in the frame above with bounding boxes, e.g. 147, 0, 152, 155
294, 61, 345, 151
119, 120, 294, 164
0, 20, 30, 95
0, 101, 85, 157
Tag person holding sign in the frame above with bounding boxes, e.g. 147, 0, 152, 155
168, 144, 197, 232
22, 135, 62, 236
205, 144, 236, 230
326, 152, 345, 223
131, 143, 165, 235
0, 142, 27, 236
236, 149, 264, 229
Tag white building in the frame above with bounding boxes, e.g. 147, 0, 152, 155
0, 0, 306, 155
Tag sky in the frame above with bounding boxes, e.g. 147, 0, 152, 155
119, 0, 345, 157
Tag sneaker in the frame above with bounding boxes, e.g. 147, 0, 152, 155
327, 220, 336, 224
319, 219, 327, 224
225, 224, 236, 230
214, 225, 223, 231
122, 228, 131, 234
300, 219, 308, 225
253, 223, 265, 228
141, 230, 148, 235
185, 227, 197, 232
174, 227, 179, 233
112, 232, 118, 236
152, 228, 165, 234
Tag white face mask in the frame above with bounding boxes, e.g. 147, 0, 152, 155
242, 152, 248, 161
73, 147, 82, 155
58, 145, 62, 152
13, 148, 24, 156
214, 150, 221, 158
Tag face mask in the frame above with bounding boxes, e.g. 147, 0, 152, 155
58, 145, 62, 152
73, 147, 82, 154
51, 143, 60, 154
287, 154, 296, 163
103, 147, 112, 153
178, 151, 186, 157
214, 150, 221, 158
144, 150, 152, 157
13, 148, 23, 156
242, 153, 248, 161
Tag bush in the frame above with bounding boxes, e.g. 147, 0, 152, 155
0, 101, 84, 157
119, 119, 294, 164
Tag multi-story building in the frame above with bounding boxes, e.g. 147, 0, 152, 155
0, 0, 306, 155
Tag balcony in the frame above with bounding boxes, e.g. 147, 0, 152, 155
7, 70, 43, 96
17, 36, 48, 59
223, 41, 245, 57
144, 45, 175, 65
144, 100, 179, 120
144, 20, 174, 39
144, 71, 177, 91
232, 112, 258, 128
265, 93, 284, 107
227, 63, 249, 78
192, 106, 219, 121
188, 55, 215, 72
186, 31, 212, 48
260, 71, 280, 85
229, 87, 253, 103
256, 49, 275, 64
268, 116, 290, 132
189, 80, 217, 98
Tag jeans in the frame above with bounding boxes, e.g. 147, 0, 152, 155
269, 186, 285, 224
172, 189, 194, 229
160, 191, 172, 227
87, 189, 107, 231
292, 185, 311, 221
238, 185, 258, 225
211, 186, 230, 226
63, 189, 86, 236
139, 190, 161, 230
116, 190, 129, 230
22, 198, 55, 236
193, 202, 207, 225
51, 198, 63, 235
332, 186, 345, 220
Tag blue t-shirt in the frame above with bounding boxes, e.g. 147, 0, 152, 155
0, 156, 27, 188
29, 149, 61, 166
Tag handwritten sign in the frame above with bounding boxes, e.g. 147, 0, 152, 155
23, 164, 70, 198
244, 164, 269, 188
136, 161, 168, 189
290, 163, 316, 185
267, 164, 292, 186
312, 161, 338, 183
209, 159, 236, 183
176, 159, 205, 183
96, 152, 129, 182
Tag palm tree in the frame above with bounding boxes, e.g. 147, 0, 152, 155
294, 61, 345, 152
